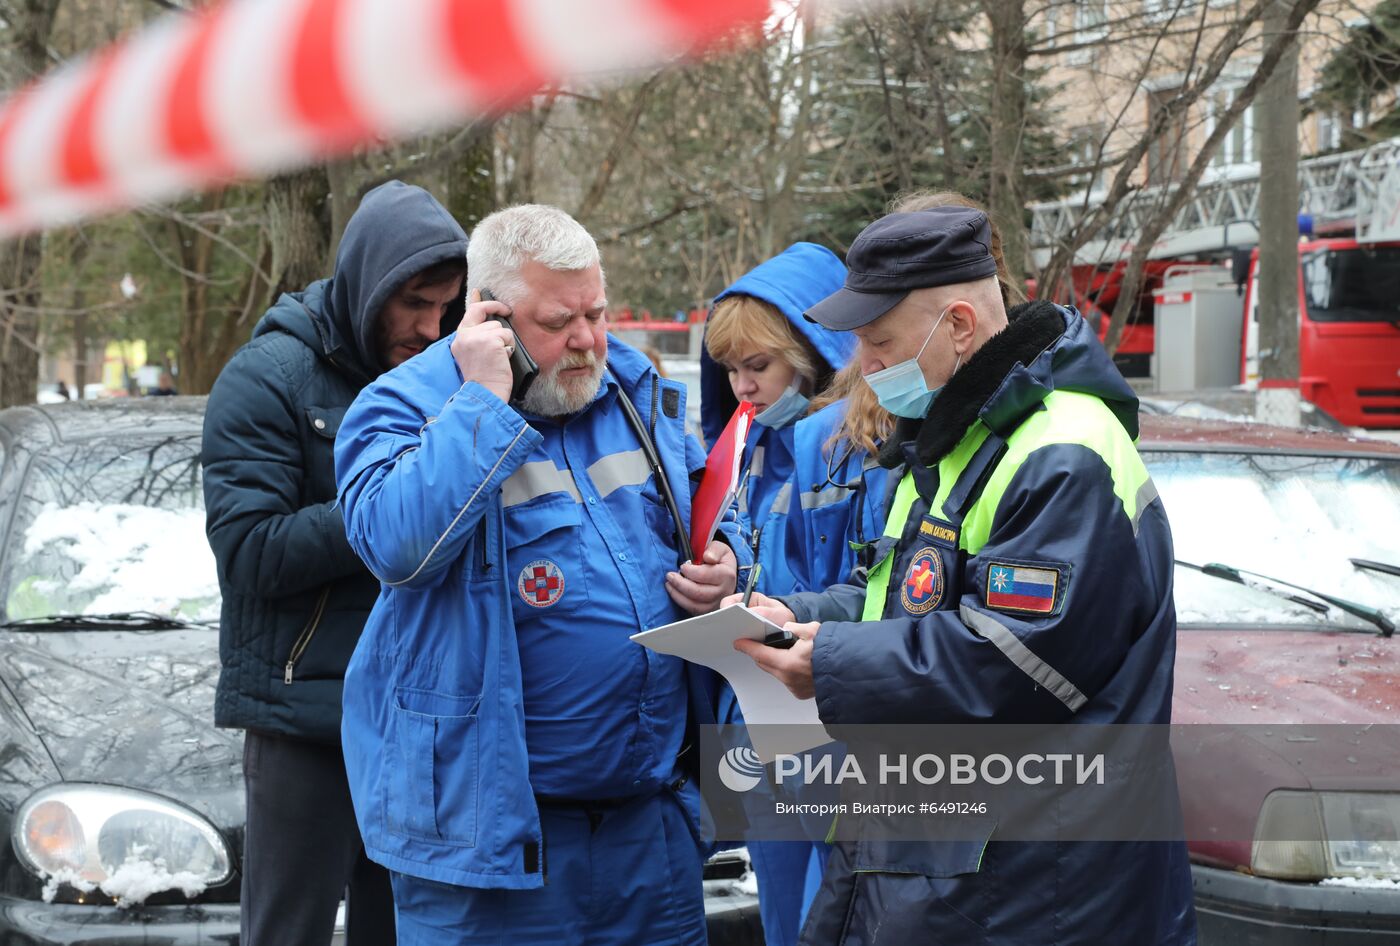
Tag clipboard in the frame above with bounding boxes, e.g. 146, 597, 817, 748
631, 603, 831, 761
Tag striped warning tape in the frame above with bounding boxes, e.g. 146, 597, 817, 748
0, 0, 778, 235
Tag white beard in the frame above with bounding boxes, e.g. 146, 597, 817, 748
521, 351, 606, 416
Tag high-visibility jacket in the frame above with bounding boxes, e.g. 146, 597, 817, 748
781, 302, 1197, 945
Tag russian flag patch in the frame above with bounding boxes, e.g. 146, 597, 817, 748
985, 563, 1061, 615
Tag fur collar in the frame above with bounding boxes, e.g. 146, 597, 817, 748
877, 300, 1068, 468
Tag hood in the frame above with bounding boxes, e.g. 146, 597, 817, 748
0, 629, 242, 827
254, 180, 468, 380
700, 243, 853, 445
879, 299, 1140, 468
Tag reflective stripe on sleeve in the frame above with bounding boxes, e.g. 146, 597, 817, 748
1131, 478, 1159, 537
959, 605, 1088, 712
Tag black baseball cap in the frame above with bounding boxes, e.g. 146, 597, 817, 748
806, 207, 998, 331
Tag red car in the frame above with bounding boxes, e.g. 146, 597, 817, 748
1143, 415, 1400, 942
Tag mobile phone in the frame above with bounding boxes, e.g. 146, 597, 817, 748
480, 289, 539, 403
763, 629, 798, 649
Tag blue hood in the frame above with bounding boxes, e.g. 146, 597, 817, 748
700, 242, 853, 445
253, 180, 468, 379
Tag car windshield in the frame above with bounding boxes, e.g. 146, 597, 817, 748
1300, 246, 1400, 324
1145, 449, 1400, 631
0, 433, 218, 625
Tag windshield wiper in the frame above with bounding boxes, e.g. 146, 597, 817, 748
0, 612, 215, 631
1176, 560, 1395, 637
1352, 558, 1400, 580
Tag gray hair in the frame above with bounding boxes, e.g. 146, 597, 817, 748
467, 204, 603, 306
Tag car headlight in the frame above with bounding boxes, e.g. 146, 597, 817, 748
1252, 790, 1400, 881
13, 784, 232, 903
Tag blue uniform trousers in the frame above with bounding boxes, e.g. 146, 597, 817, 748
389, 791, 705, 945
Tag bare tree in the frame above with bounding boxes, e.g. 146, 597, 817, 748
0, 0, 62, 409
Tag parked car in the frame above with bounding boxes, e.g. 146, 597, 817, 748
1145, 415, 1400, 943
0, 398, 760, 945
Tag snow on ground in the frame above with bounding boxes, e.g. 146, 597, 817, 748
1320, 875, 1400, 890
21, 502, 218, 621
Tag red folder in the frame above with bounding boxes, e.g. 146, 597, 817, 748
688, 401, 756, 564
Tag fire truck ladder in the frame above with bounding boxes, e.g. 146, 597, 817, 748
1029, 135, 1400, 268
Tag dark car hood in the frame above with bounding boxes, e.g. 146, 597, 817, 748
0, 629, 241, 828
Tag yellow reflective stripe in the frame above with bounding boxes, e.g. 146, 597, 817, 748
860, 473, 919, 620
961, 391, 1150, 555
860, 425, 990, 621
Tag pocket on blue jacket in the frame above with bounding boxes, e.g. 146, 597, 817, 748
387, 686, 482, 846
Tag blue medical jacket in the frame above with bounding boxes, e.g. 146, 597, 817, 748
334, 337, 743, 889
507, 381, 688, 798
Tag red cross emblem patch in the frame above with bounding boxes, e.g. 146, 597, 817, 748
900, 546, 944, 616
518, 559, 565, 608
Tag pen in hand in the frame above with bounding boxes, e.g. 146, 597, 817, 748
741, 563, 762, 608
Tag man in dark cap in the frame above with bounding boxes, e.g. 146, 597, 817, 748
202, 180, 467, 945
731, 207, 1198, 944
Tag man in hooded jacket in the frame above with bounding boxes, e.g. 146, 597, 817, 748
202, 180, 467, 945
736, 208, 1197, 944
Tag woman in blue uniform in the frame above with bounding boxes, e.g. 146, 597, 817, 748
699, 242, 851, 946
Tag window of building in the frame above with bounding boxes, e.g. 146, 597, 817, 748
1074, 0, 1109, 36
1205, 83, 1258, 168
1070, 123, 1109, 191
1316, 110, 1344, 153
1146, 88, 1189, 185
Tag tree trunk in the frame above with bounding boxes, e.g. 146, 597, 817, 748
0, 0, 62, 409
175, 170, 329, 396
984, 0, 1031, 288
447, 124, 497, 235
1255, 0, 1302, 426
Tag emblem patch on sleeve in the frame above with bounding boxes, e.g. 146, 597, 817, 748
985, 563, 1060, 614
901, 546, 946, 615
519, 559, 565, 608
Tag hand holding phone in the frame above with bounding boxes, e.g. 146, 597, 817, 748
450, 289, 518, 404
480, 289, 539, 404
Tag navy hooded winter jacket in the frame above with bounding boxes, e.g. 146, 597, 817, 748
202, 181, 467, 743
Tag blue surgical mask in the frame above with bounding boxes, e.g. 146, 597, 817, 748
754, 377, 810, 429
864, 306, 960, 419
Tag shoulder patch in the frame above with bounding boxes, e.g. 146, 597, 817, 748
662, 386, 681, 419
900, 546, 946, 615
984, 561, 1063, 615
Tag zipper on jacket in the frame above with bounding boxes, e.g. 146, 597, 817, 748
284, 586, 331, 685
649, 377, 659, 440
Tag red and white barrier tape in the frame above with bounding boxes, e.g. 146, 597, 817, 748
0, 0, 774, 236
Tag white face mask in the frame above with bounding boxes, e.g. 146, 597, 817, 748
753, 376, 810, 429
863, 305, 959, 419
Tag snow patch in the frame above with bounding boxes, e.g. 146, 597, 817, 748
1320, 875, 1400, 890
40, 869, 95, 903
19, 502, 218, 621
733, 867, 760, 896
42, 854, 208, 908
98, 855, 207, 908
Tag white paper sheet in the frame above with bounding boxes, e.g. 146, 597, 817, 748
631, 604, 832, 761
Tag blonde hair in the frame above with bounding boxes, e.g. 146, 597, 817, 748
825, 189, 1023, 458
705, 295, 820, 384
